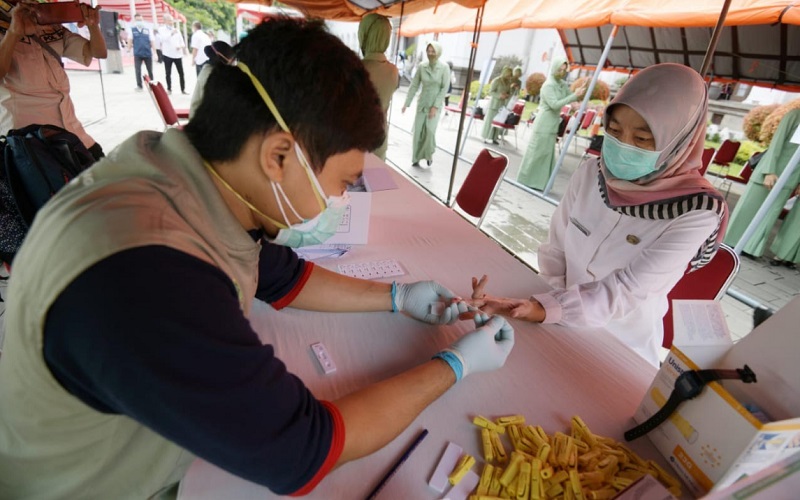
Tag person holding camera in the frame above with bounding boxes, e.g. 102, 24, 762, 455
0, 0, 107, 159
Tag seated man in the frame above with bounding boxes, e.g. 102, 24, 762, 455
0, 18, 514, 498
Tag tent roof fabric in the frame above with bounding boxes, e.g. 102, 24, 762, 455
399, 0, 800, 90
233, 0, 486, 22
98, 0, 187, 23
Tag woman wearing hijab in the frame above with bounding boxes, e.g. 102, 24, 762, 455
517, 57, 586, 190
482, 66, 514, 145
402, 41, 450, 168
469, 64, 729, 366
723, 108, 800, 259
358, 13, 399, 161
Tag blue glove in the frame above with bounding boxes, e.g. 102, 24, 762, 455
435, 316, 515, 381
392, 281, 467, 325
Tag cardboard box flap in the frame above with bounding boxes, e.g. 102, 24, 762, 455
722, 296, 800, 420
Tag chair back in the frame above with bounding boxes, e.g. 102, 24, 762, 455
661, 243, 739, 348
738, 163, 754, 183
512, 101, 525, 115
700, 147, 715, 176
453, 148, 509, 228
580, 109, 596, 130
148, 80, 180, 128
584, 135, 604, 157
712, 140, 741, 167
560, 105, 571, 115
556, 114, 570, 138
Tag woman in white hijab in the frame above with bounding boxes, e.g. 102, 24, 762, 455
470, 63, 729, 366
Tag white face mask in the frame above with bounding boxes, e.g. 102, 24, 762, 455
269, 143, 350, 248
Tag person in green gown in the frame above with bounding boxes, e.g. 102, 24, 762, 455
769, 185, 800, 268
402, 41, 450, 168
358, 13, 399, 161
481, 66, 514, 145
516, 57, 586, 190
723, 108, 800, 258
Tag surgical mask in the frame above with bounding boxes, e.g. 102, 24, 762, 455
601, 134, 662, 181
135, 21, 144, 29
205, 61, 350, 248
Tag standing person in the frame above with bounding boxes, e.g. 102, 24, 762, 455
516, 57, 586, 190
468, 64, 728, 366
769, 185, 800, 268
159, 14, 187, 95
0, 0, 107, 159
190, 21, 211, 76
401, 41, 449, 169
357, 13, 398, 161
189, 41, 233, 117
723, 109, 800, 258
481, 66, 513, 145
0, 18, 514, 498
130, 13, 154, 93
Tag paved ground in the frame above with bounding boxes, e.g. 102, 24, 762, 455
61, 63, 799, 343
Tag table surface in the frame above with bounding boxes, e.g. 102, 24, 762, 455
178, 155, 662, 500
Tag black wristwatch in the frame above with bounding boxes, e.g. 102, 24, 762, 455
624, 365, 757, 441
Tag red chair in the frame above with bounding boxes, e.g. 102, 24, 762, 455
580, 109, 597, 130
719, 153, 758, 199
661, 243, 739, 348
710, 140, 741, 181
580, 134, 604, 162
555, 113, 571, 153
145, 76, 189, 130
452, 148, 509, 228
491, 101, 526, 148
699, 147, 715, 176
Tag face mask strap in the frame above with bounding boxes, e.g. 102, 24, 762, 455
204, 161, 288, 229
236, 61, 326, 211
271, 181, 305, 224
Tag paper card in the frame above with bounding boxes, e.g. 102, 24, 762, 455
363, 167, 398, 192
790, 123, 800, 145
324, 192, 371, 245
672, 300, 731, 346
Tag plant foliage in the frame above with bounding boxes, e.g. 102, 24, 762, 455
759, 99, 800, 145
742, 104, 778, 143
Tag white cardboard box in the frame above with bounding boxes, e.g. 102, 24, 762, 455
629, 298, 800, 497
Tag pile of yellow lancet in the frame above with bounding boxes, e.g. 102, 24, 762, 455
446, 414, 682, 500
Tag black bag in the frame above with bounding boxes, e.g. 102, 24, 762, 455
588, 134, 605, 152
504, 113, 520, 126
0, 124, 96, 264
473, 106, 484, 118
748, 150, 765, 169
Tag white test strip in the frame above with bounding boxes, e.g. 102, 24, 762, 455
428, 441, 463, 493
310, 342, 336, 375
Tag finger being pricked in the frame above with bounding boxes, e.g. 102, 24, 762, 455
471, 274, 489, 299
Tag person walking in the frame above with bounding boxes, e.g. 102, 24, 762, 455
481, 66, 514, 145
130, 13, 154, 92
158, 14, 187, 95
516, 57, 586, 190
401, 42, 450, 169
769, 185, 800, 268
190, 21, 211, 76
723, 108, 800, 258
357, 13, 398, 161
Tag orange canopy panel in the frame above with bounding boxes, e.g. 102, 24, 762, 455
399, 0, 621, 35
233, 0, 487, 22
609, 0, 800, 28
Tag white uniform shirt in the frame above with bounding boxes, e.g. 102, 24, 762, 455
190, 30, 211, 65
533, 159, 719, 366
158, 26, 185, 59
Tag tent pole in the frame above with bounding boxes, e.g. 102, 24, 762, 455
447, 1, 485, 205
387, 1, 405, 130
459, 32, 498, 157
733, 137, 800, 255
699, 0, 732, 78
543, 25, 618, 196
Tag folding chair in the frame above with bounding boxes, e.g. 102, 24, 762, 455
710, 139, 741, 180
491, 101, 525, 149
580, 134, 604, 163
661, 243, 739, 348
700, 147, 715, 176
555, 114, 570, 153
451, 148, 509, 228
719, 152, 757, 199
145, 76, 189, 130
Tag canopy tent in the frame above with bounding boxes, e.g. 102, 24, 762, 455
400, 0, 800, 90
97, 0, 187, 23
232, 0, 485, 22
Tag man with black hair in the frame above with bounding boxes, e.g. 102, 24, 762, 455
0, 18, 514, 498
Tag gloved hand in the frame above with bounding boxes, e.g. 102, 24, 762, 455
393, 281, 468, 325
435, 316, 515, 381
